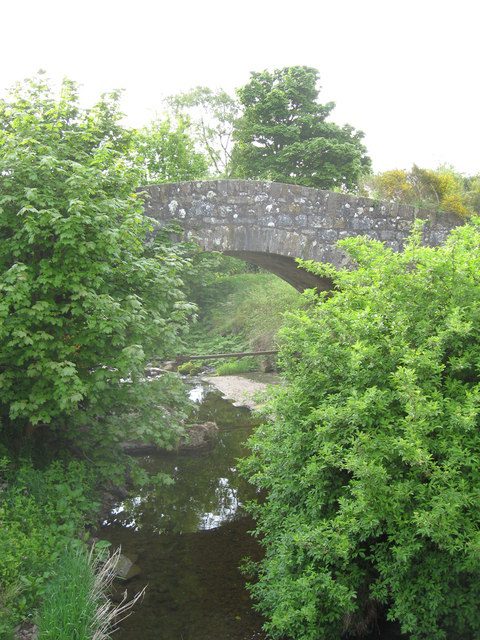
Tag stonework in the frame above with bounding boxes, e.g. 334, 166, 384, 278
142, 180, 463, 291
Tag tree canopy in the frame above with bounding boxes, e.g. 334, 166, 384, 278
0, 75, 191, 446
134, 117, 208, 184
166, 87, 240, 177
243, 220, 480, 639
231, 66, 371, 190
368, 165, 480, 218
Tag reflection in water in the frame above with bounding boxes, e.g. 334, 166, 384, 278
200, 477, 239, 530
102, 384, 266, 640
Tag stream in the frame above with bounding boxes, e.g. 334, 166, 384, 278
101, 378, 268, 640
101, 376, 406, 640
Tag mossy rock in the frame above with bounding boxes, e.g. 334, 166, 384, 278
178, 360, 204, 375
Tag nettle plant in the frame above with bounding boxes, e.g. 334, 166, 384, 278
243, 220, 480, 639
0, 75, 193, 450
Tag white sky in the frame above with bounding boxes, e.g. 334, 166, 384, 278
1, 0, 479, 174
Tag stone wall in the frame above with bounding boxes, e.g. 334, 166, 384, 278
142, 180, 463, 290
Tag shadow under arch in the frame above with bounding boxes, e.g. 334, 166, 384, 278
222, 250, 332, 292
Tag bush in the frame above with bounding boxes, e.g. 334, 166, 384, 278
177, 360, 205, 375
0, 458, 98, 634
243, 220, 480, 639
0, 74, 192, 443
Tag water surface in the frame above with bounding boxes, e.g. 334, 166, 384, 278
101, 382, 267, 640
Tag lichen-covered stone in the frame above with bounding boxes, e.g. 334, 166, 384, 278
142, 180, 463, 291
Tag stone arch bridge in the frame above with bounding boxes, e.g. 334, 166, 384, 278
143, 180, 462, 291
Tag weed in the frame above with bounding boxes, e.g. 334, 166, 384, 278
37, 545, 144, 640
215, 358, 258, 376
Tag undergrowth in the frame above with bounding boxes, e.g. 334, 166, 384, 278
207, 272, 302, 352
181, 264, 302, 374
0, 457, 98, 637
37, 545, 99, 640
37, 545, 143, 640
215, 357, 258, 376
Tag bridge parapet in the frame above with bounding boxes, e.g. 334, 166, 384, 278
142, 180, 463, 290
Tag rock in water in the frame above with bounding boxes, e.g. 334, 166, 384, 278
115, 553, 141, 581
179, 421, 218, 450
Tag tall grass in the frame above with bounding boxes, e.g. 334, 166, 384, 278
208, 273, 302, 351
215, 357, 258, 376
37, 545, 144, 640
181, 270, 303, 373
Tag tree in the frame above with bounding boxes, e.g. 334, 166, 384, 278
243, 220, 480, 639
368, 165, 478, 218
366, 168, 416, 204
133, 117, 208, 184
231, 66, 371, 190
465, 174, 480, 213
166, 87, 240, 177
0, 74, 192, 446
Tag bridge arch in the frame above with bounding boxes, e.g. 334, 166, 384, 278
142, 180, 462, 291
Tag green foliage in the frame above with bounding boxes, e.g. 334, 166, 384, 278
67, 372, 192, 483
177, 360, 205, 375
134, 117, 209, 184
206, 272, 303, 352
37, 544, 130, 640
368, 164, 480, 218
215, 358, 257, 376
465, 174, 480, 213
231, 66, 371, 190
180, 251, 257, 318
166, 87, 240, 176
0, 458, 97, 633
243, 220, 480, 639
181, 265, 302, 377
37, 546, 97, 640
0, 74, 192, 438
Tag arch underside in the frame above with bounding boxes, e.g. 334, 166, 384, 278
223, 250, 333, 292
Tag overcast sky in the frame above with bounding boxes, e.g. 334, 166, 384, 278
1, 0, 479, 174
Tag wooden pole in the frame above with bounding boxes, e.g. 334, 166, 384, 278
173, 350, 278, 363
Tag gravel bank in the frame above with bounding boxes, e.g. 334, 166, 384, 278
202, 373, 279, 409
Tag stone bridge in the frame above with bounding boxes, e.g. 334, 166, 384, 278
142, 180, 462, 291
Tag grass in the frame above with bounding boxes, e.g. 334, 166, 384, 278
208, 273, 302, 352
181, 269, 303, 374
0, 458, 98, 637
37, 545, 98, 640
215, 357, 258, 376
37, 545, 144, 640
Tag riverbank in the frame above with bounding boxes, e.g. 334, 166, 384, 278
201, 373, 280, 409
2, 374, 274, 639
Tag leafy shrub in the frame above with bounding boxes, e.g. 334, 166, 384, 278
177, 360, 205, 375
367, 165, 478, 218
0, 74, 192, 440
0, 458, 97, 632
243, 220, 480, 639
